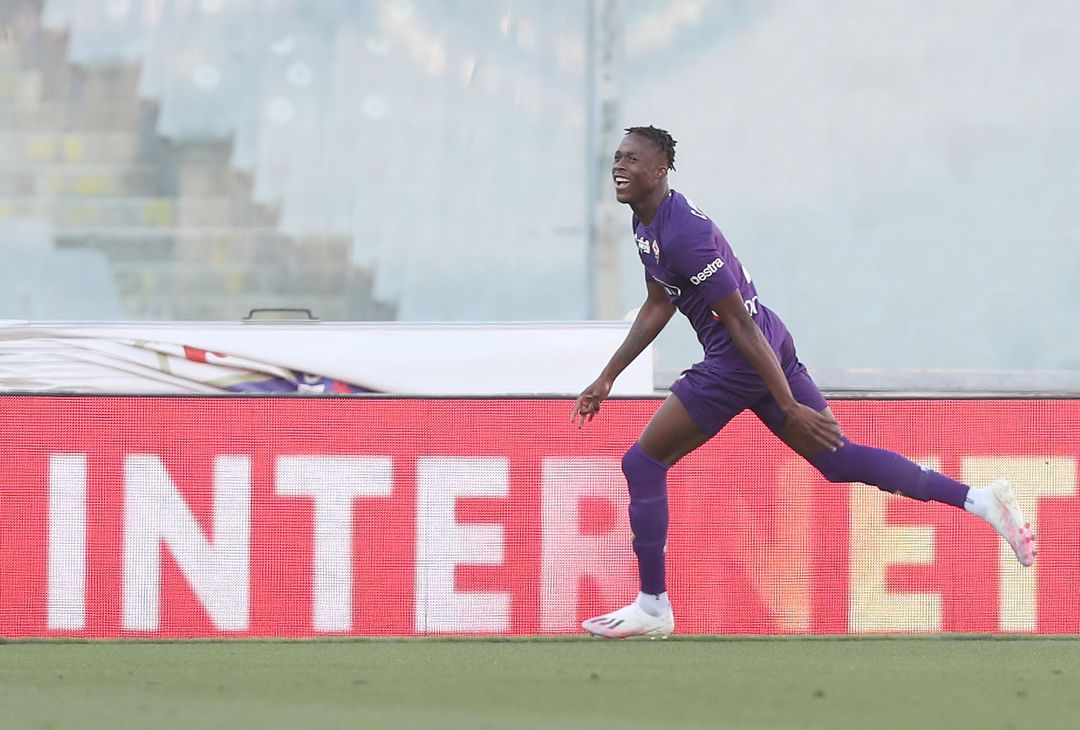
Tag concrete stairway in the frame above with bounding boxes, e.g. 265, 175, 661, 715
0, 4, 395, 322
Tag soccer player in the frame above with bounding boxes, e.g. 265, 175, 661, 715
573, 125, 1036, 639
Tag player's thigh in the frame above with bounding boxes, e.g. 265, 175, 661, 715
637, 392, 712, 465
752, 368, 842, 460
774, 405, 841, 460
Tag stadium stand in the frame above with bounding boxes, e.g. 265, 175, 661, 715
0, 0, 395, 321
3, 0, 1076, 372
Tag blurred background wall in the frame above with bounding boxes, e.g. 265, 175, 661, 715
1, 0, 1077, 372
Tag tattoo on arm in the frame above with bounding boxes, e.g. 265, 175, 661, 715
603, 298, 672, 378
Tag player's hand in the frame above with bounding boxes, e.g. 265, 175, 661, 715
572, 378, 613, 428
782, 403, 845, 452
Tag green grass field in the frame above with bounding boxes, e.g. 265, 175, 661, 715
2, 637, 1078, 729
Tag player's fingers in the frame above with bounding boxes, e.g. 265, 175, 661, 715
575, 397, 593, 427
826, 423, 844, 447
575, 395, 601, 427
817, 424, 842, 450
813, 412, 843, 448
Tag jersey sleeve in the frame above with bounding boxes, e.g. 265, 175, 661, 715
664, 232, 739, 305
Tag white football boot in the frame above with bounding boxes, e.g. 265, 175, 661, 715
977, 479, 1037, 567
582, 601, 675, 639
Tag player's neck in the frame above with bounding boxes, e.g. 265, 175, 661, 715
631, 186, 671, 226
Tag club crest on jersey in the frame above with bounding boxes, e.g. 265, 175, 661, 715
652, 241, 661, 263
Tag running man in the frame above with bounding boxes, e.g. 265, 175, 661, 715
573, 125, 1036, 639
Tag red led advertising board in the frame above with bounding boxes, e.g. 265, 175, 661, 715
1, 396, 1076, 637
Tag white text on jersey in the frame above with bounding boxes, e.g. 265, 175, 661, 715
690, 257, 725, 286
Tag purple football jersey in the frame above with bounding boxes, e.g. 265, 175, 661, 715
634, 190, 789, 368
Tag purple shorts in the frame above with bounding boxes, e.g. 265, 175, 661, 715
668, 333, 827, 437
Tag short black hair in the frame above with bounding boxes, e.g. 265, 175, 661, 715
624, 125, 677, 171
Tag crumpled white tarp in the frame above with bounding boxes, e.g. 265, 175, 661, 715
0, 321, 654, 395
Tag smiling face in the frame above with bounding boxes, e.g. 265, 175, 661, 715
612, 132, 669, 206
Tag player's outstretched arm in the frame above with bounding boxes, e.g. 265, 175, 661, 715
572, 281, 676, 427
711, 290, 843, 453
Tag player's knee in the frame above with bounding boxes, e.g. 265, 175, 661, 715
620, 446, 637, 480
621, 443, 669, 494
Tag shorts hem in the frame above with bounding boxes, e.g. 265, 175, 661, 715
669, 380, 722, 437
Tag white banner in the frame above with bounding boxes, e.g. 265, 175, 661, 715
0, 321, 654, 395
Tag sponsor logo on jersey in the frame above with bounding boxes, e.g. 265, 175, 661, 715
710, 294, 761, 321
690, 257, 725, 286
636, 235, 652, 254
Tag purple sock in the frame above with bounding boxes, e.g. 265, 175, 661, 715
810, 438, 969, 508
621, 443, 670, 595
